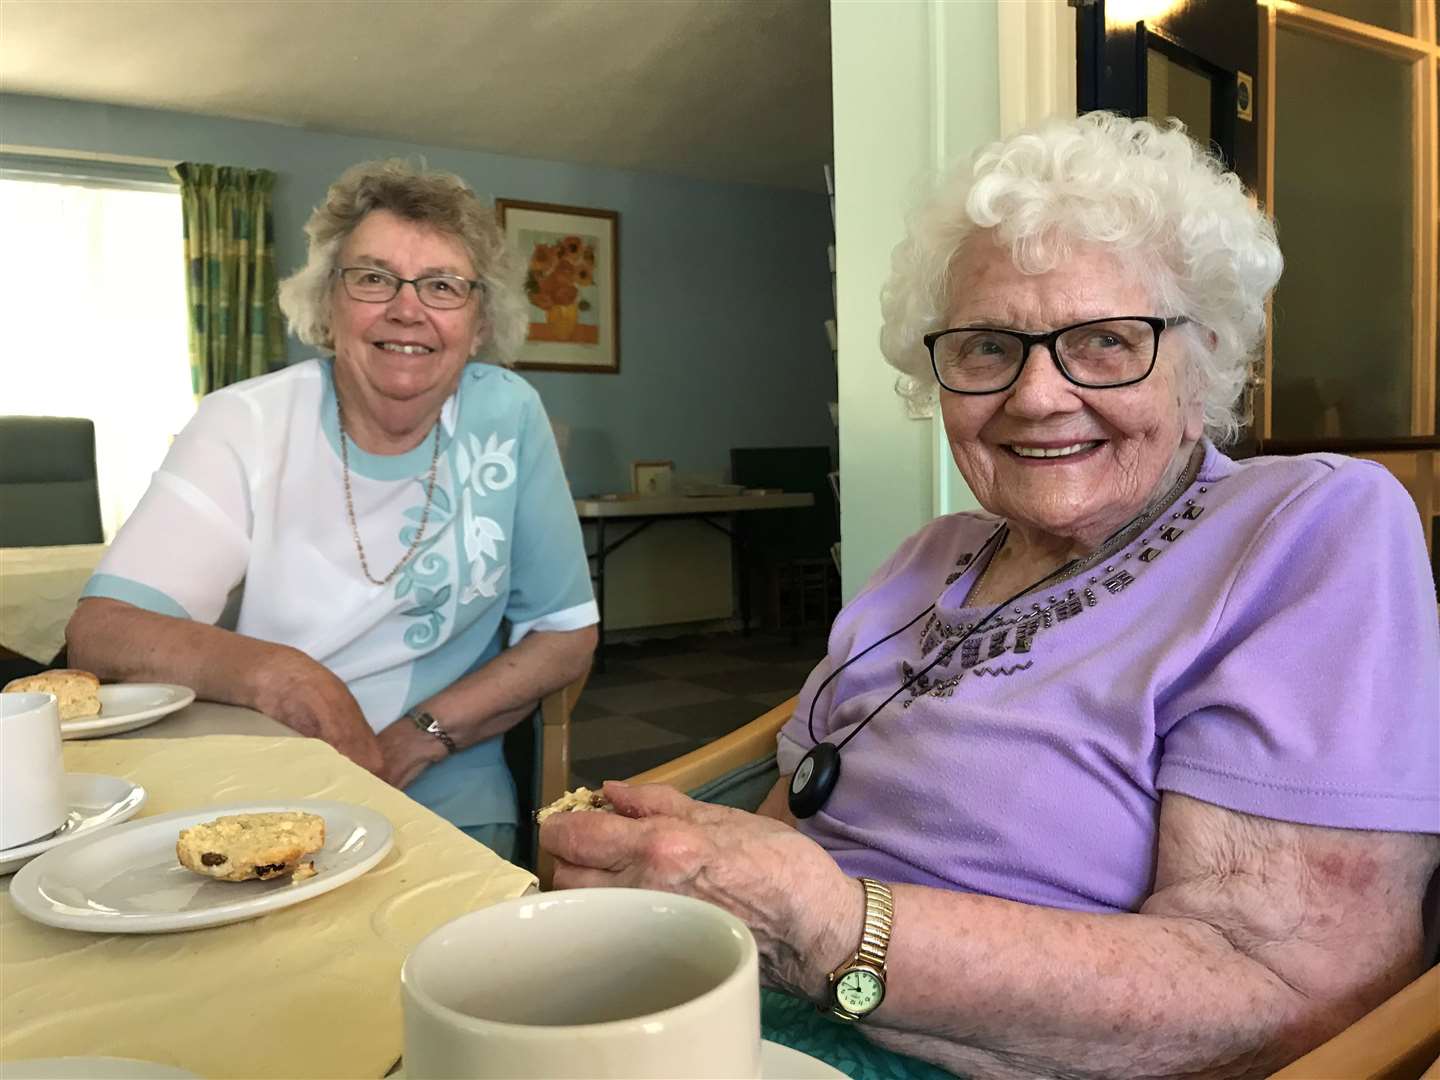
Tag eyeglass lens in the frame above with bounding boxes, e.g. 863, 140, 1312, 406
339, 268, 473, 309
931, 319, 1158, 391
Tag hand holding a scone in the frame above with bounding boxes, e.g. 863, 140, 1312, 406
252, 649, 384, 776
540, 781, 859, 1004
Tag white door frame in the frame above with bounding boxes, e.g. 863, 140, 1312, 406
931, 1, 1078, 519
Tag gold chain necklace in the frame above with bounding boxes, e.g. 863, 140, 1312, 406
336, 395, 442, 586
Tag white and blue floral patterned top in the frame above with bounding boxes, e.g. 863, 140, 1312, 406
83, 359, 597, 829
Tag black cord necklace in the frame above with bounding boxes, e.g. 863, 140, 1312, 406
789, 527, 1064, 817
788, 445, 1205, 819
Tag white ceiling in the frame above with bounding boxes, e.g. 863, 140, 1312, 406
0, 0, 833, 191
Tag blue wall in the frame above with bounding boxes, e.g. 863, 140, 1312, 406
0, 93, 836, 496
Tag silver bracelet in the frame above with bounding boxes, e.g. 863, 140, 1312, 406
405, 709, 458, 754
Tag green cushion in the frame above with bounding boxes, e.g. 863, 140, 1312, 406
688, 754, 779, 812
762, 989, 962, 1078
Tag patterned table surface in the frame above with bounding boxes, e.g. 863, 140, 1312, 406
0, 734, 537, 1079
0, 543, 107, 662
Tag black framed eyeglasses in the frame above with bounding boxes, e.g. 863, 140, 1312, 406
335, 266, 482, 310
923, 315, 1190, 395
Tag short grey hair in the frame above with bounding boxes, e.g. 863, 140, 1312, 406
879, 112, 1284, 445
278, 158, 527, 365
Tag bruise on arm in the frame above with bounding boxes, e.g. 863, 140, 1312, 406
1140, 792, 1439, 1061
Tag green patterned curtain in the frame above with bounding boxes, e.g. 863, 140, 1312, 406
170, 163, 286, 396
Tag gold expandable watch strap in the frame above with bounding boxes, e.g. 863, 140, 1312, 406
856, 877, 894, 968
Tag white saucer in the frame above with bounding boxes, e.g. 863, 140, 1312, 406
10, 799, 393, 934
0, 773, 147, 876
61, 684, 195, 740
0, 1059, 198, 1079
760, 1039, 849, 1079
389, 1040, 848, 1079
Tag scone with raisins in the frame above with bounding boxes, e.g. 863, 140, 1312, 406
535, 786, 615, 824
176, 811, 325, 882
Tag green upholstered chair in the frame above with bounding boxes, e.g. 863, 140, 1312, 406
0, 416, 104, 547
627, 695, 794, 813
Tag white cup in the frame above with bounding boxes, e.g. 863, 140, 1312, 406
0, 692, 66, 850
401, 888, 762, 1079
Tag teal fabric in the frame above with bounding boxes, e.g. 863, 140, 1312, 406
405, 736, 518, 831
82, 573, 192, 620
460, 822, 518, 863
761, 990, 962, 1079
399, 614, 518, 829
688, 755, 779, 812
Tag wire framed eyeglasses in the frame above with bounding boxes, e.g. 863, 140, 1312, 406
334, 266, 482, 310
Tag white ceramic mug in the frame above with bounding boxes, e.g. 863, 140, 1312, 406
0, 692, 66, 850
401, 888, 762, 1079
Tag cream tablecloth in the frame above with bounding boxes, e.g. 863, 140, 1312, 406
0, 544, 106, 662
0, 735, 537, 1079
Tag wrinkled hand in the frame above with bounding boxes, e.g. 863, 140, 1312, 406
376, 717, 447, 790
254, 649, 385, 776
540, 781, 860, 1000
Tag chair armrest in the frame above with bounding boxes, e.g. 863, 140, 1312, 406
1268, 966, 1440, 1080
534, 666, 590, 892
627, 695, 797, 790
541, 659, 591, 729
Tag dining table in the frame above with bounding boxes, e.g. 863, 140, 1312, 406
0, 544, 107, 663
573, 491, 815, 670
0, 699, 539, 1079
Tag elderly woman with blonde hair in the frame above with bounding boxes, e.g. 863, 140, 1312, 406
543, 114, 1438, 1078
68, 160, 598, 858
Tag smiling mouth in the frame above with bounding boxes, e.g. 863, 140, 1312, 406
1006, 441, 1103, 459
375, 342, 435, 355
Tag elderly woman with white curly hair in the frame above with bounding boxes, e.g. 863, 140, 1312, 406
68, 159, 598, 858
542, 114, 1438, 1078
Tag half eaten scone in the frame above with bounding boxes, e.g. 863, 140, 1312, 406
176, 811, 326, 882
3, 668, 102, 721
535, 786, 615, 824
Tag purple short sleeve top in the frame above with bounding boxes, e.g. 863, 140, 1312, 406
778, 442, 1439, 914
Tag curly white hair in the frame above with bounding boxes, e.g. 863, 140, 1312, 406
879, 112, 1283, 445
278, 158, 527, 366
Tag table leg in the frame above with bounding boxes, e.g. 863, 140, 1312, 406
734, 521, 750, 637
594, 518, 607, 673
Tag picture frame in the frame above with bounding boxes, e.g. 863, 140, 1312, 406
495, 198, 620, 374
631, 460, 675, 497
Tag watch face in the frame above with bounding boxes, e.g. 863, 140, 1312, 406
835, 968, 884, 1015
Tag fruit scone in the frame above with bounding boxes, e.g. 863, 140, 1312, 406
176, 811, 326, 882
535, 786, 616, 824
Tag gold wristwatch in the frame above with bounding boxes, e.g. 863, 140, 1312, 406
824, 877, 893, 1022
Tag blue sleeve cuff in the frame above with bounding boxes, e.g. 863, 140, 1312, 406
81, 573, 192, 621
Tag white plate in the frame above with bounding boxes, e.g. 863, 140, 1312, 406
0, 1058, 198, 1079
10, 799, 393, 934
0, 773, 147, 875
61, 684, 195, 740
760, 1040, 849, 1079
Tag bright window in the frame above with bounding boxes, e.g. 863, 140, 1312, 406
0, 173, 195, 540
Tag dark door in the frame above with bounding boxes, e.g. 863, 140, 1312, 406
1077, 0, 1259, 193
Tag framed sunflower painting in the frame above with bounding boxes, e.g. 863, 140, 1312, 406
496, 198, 620, 374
